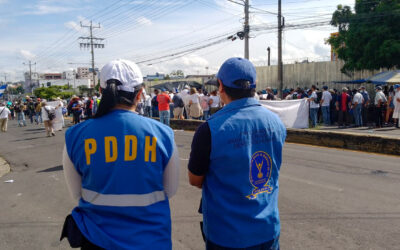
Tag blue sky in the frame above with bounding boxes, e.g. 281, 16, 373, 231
0, 0, 354, 81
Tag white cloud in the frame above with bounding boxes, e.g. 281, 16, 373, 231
24, 4, 76, 15
64, 21, 80, 31
19, 49, 36, 60
136, 17, 152, 26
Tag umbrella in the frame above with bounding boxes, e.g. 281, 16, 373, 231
367, 70, 400, 85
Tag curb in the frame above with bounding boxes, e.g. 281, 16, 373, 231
286, 129, 400, 156
0, 157, 11, 178
160, 119, 400, 156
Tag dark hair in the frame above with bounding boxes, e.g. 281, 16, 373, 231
94, 79, 142, 118
311, 85, 317, 90
220, 79, 255, 100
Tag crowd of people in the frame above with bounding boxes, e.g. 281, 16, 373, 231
256, 84, 400, 129
1, 96, 66, 136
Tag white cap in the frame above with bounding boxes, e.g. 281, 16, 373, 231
100, 59, 143, 93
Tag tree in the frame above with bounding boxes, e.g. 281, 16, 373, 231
327, 0, 400, 73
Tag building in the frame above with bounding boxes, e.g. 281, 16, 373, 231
145, 73, 165, 81
38, 79, 91, 88
63, 70, 76, 80
77, 67, 99, 87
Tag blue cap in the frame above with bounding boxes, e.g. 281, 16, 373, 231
217, 57, 256, 89
394, 84, 400, 89
161, 88, 166, 92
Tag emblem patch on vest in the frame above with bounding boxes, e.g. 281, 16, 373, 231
246, 151, 273, 199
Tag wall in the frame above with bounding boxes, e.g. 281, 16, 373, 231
38, 79, 90, 88
255, 61, 383, 91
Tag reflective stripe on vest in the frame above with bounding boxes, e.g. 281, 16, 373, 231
82, 188, 166, 207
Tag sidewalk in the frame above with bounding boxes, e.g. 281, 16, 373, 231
315, 125, 400, 139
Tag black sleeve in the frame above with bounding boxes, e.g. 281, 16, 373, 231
188, 122, 211, 176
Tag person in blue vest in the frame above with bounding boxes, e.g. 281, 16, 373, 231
188, 57, 286, 250
61, 59, 180, 250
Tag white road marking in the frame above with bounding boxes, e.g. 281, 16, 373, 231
280, 174, 344, 192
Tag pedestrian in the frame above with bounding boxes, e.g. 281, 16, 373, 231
172, 91, 185, 119
188, 88, 202, 120
320, 86, 332, 126
374, 86, 387, 128
41, 100, 56, 137
200, 89, 210, 120
0, 102, 11, 132
392, 84, 400, 128
144, 93, 152, 117
157, 88, 171, 126
360, 86, 370, 126
308, 85, 319, 128
54, 97, 65, 131
266, 87, 275, 100
27, 98, 36, 124
188, 57, 285, 249
385, 86, 395, 125
34, 98, 42, 124
352, 89, 364, 127
336, 87, 351, 128
71, 97, 82, 125
61, 59, 179, 249
151, 89, 159, 118
209, 90, 220, 116
15, 101, 27, 127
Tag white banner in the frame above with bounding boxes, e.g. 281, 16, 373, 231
47, 101, 65, 131
260, 99, 309, 129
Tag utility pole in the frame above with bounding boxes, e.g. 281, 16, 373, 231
244, 0, 250, 59
278, 0, 284, 99
23, 61, 36, 93
80, 21, 104, 89
228, 0, 250, 59
267, 47, 271, 66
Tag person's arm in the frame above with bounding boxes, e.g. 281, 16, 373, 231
163, 143, 180, 198
188, 122, 211, 189
63, 145, 82, 201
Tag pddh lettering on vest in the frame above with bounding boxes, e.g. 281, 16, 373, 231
85, 136, 157, 165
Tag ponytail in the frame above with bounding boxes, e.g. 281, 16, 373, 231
94, 79, 142, 119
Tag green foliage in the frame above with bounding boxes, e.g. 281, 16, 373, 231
33, 86, 74, 100
7, 85, 24, 95
327, 0, 400, 73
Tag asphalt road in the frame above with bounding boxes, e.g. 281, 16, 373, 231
0, 119, 399, 250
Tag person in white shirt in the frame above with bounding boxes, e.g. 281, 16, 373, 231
374, 86, 387, 128
179, 86, 190, 119
199, 89, 210, 120
352, 89, 364, 127
392, 84, 400, 128
209, 90, 221, 116
320, 86, 332, 126
308, 85, 320, 127
0, 102, 11, 132
41, 101, 56, 137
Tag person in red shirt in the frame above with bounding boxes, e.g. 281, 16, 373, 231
157, 88, 171, 126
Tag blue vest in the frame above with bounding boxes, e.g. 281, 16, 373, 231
65, 110, 174, 250
203, 98, 286, 248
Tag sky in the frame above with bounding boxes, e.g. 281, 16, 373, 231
0, 0, 355, 82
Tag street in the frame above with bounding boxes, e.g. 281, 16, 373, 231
0, 119, 399, 250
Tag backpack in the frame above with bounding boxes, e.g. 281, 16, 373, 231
45, 107, 55, 121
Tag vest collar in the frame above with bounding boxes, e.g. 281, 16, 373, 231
209, 97, 260, 119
